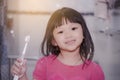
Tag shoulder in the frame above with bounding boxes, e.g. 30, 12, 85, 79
37, 55, 56, 65
89, 61, 102, 69
87, 61, 105, 80
33, 55, 56, 74
86, 61, 103, 72
33, 55, 55, 80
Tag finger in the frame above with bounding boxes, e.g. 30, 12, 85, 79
11, 65, 22, 75
14, 59, 23, 67
16, 58, 23, 63
22, 59, 27, 66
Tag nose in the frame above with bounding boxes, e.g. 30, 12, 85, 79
64, 30, 72, 39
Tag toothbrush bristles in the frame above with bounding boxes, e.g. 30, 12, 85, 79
25, 35, 30, 42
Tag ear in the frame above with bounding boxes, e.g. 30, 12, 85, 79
51, 39, 57, 46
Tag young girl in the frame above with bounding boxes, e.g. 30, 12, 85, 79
11, 7, 105, 80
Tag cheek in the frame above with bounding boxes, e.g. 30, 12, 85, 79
54, 36, 65, 46
54, 36, 63, 43
79, 29, 84, 38
76, 31, 84, 38
80, 34, 84, 41
76, 31, 84, 42
53, 34, 62, 45
53, 32, 64, 40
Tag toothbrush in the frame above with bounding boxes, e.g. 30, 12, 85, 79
13, 35, 30, 80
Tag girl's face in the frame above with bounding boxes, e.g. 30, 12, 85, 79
52, 20, 84, 52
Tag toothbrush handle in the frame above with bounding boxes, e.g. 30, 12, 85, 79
13, 59, 23, 80
13, 75, 19, 80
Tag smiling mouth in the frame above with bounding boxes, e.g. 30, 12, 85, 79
65, 40, 76, 45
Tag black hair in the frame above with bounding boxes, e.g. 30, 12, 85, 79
41, 7, 94, 62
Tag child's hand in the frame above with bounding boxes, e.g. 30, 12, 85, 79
11, 58, 27, 78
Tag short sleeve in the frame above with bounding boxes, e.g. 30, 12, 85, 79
90, 63, 105, 80
33, 57, 47, 80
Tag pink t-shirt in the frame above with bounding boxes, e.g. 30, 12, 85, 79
33, 55, 105, 80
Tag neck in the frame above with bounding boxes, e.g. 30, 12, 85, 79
58, 50, 83, 66
59, 47, 80, 58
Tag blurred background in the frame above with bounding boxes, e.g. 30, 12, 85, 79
0, 0, 120, 80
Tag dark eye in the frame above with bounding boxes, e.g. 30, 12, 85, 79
72, 27, 78, 30
58, 31, 63, 34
